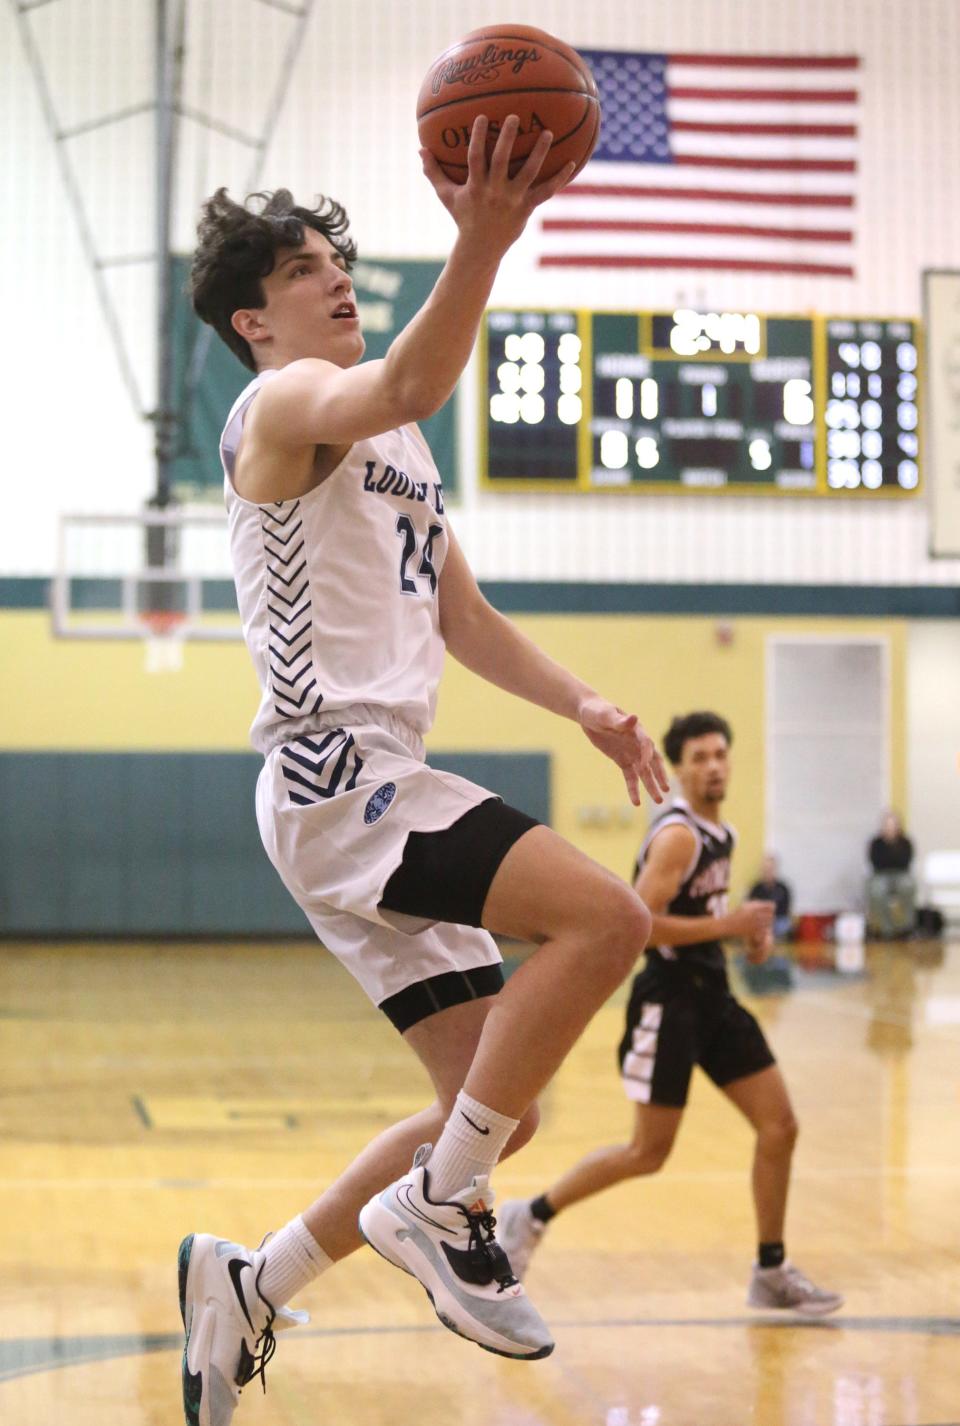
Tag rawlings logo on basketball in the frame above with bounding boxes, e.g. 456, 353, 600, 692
432, 44, 540, 94
364, 782, 397, 825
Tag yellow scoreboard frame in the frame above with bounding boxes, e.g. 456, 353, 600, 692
478, 308, 923, 499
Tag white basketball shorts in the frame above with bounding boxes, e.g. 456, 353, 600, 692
255, 706, 505, 1012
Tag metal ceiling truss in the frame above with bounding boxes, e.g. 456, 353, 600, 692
11, 0, 315, 494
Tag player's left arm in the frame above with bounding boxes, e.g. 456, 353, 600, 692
438, 524, 669, 806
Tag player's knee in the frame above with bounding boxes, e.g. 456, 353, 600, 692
594, 888, 652, 982
624, 1136, 673, 1176
632, 894, 654, 952
759, 1110, 799, 1153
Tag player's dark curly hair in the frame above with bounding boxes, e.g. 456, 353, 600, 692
190, 187, 358, 371
663, 711, 732, 766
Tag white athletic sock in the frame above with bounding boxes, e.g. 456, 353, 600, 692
258, 1215, 333, 1305
426, 1091, 520, 1202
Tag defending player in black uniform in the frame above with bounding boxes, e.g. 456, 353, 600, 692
498, 711, 843, 1315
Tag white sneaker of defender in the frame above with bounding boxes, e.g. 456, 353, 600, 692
358, 1145, 554, 1360
747, 1260, 844, 1316
178, 1233, 309, 1426
495, 1199, 547, 1279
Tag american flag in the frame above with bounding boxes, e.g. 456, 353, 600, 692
538, 50, 860, 278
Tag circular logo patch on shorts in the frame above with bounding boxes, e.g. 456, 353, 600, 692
363, 781, 397, 825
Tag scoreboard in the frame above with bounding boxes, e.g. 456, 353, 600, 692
482, 309, 921, 496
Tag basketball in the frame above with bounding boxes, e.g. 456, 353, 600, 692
417, 24, 600, 185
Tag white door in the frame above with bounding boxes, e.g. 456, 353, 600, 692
766, 638, 889, 914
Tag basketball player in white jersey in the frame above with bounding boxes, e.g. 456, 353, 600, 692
179, 117, 670, 1425
497, 712, 843, 1315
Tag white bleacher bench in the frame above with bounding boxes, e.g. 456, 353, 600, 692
921, 851, 960, 925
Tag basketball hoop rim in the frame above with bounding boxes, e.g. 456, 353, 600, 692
139, 610, 188, 639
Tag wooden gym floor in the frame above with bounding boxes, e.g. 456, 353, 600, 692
1, 936, 958, 1425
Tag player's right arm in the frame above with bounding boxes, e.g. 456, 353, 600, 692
634, 826, 773, 947
252, 118, 574, 453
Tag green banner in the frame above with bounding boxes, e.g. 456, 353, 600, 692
170, 255, 457, 500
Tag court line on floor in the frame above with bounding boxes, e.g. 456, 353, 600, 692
4, 1163, 959, 1189
5, 999, 958, 1073
2, 1315, 958, 1384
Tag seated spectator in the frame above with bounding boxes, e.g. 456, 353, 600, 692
867, 811, 916, 939
749, 853, 794, 941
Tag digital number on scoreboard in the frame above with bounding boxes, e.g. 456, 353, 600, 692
482, 308, 921, 496
484, 310, 584, 486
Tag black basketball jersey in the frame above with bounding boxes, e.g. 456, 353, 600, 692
632, 799, 737, 975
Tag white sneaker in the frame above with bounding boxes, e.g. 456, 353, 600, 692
495, 1199, 547, 1279
748, 1261, 844, 1317
178, 1233, 309, 1426
358, 1145, 554, 1360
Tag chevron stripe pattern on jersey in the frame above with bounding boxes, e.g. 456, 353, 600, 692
261, 501, 324, 719
280, 729, 365, 806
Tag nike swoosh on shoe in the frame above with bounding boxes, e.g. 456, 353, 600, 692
397, 1182, 448, 1230
227, 1258, 256, 1333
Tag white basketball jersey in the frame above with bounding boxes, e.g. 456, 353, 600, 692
221, 371, 449, 754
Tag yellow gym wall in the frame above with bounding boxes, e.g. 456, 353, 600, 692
0, 610, 907, 900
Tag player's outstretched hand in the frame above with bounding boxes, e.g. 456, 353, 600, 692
729, 900, 775, 943
578, 696, 671, 807
419, 114, 576, 253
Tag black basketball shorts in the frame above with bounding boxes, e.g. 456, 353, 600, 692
617, 963, 776, 1108
378, 796, 540, 1032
